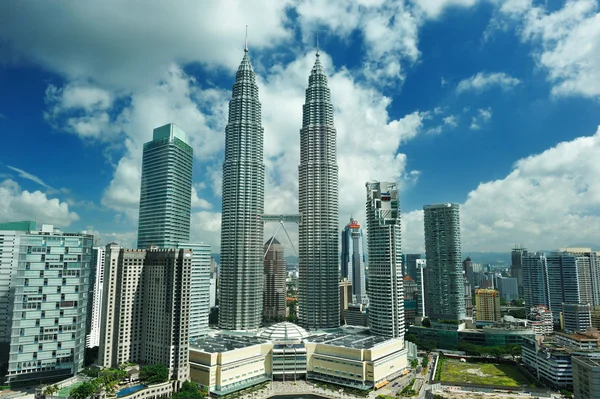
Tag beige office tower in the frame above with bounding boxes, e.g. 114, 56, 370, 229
99, 245, 191, 382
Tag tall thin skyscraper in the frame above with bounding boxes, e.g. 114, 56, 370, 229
298, 49, 340, 330
365, 182, 404, 338
87, 247, 105, 348
522, 252, 550, 310
137, 123, 193, 249
511, 246, 526, 294
219, 44, 265, 331
178, 243, 211, 337
341, 218, 367, 304
423, 203, 465, 321
263, 238, 287, 322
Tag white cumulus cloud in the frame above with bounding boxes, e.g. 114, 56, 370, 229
456, 72, 521, 93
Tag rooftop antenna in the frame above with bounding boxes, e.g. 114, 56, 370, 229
316, 31, 320, 57
244, 25, 248, 53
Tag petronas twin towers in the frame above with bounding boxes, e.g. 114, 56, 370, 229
219, 45, 339, 331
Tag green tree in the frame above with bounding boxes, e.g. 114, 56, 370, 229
489, 346, 506, 361
421, 318, 431, 328
171, 381, 206, 399
69, 382, 97, 399
410, 359, 419, 369
43, 385, 59, 396
509, 345, 521, 361
140, 363, 169, 384
421, 357, 429, 368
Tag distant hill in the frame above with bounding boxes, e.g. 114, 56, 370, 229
212, 253, 513, 267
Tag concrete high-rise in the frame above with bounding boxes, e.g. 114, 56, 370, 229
423, 203, 465, 321
365, 181, 404, 338
0, 223, 92, 385
178, 243, 211, 338
475, 289, 501, 322
341, 218, 367, 304
86, 247, 105, 348
218, 45, 265, 331
99, 245, 191, 382
298, 50, 339, 330
137, 123, 193, 249
263, 238, 286, 322
560, 248, 600, 306
547, 252, 582, 322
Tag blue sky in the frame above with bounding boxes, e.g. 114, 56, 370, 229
0, 0, 599, 254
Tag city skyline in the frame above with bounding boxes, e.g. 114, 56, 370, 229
1, 1, 600, 256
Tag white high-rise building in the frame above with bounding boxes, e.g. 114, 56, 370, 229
86, 247, 105, 348
178, 243, 211, 338
219, 44, 265, 331
365, 181, 404, 339
298, 49, 340, 330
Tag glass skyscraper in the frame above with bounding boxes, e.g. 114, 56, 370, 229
365, 182, 404, 338
423, 203, 465, 321
1, 223, 92, 384
340, 218, 367, 305
298, 50, 340, 330
137, 123, 193, 250
219, 45, 265, 331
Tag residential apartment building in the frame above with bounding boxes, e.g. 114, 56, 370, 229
1, 223, 92, 384
528, 306, 554, 335
496, 277, 519, 302
423, 203, 465, 321
99, 245, 192, 382
137, 123, 193, 250
365, 181, 404, 338
475, 289, 501, 322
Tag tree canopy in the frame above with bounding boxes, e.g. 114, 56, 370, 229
140, 363, 170, 384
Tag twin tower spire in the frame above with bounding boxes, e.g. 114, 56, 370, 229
218, 32, 339, 331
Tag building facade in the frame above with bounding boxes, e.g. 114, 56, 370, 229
86, 247, 105, 348
0, 222, 32, 378
423, 203, 465, 321
496, 277, 519, 302
365, 181, 404, 339
4, 224, 92, 384
219, 46, 265, 331
263, 238, 286, 322
137, 123, 193, 250
562, 303, 592, 333
528, 306, 554, 335
402, 254, 421, 282
340, 218, 367, 305
475, 289, 501, 322
178, 243, 211, 338
339, 280, 352, 325
510, 246, 526, 294
99, 245, 192, 382
522, 253, 550, 311
573, 356, 600, 399
560, 248, 600, 306
298, 50, 339, 330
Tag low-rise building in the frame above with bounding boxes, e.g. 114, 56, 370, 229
522, 330, 600, 390
572, 356, 600, 399
189, 323, 408, 396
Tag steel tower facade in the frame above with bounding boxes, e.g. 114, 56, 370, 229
365, 181, 404, 338
298, 52, 340, 329
218, 47, 265, 330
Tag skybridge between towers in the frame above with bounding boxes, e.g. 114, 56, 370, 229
262, 214, 301, 258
